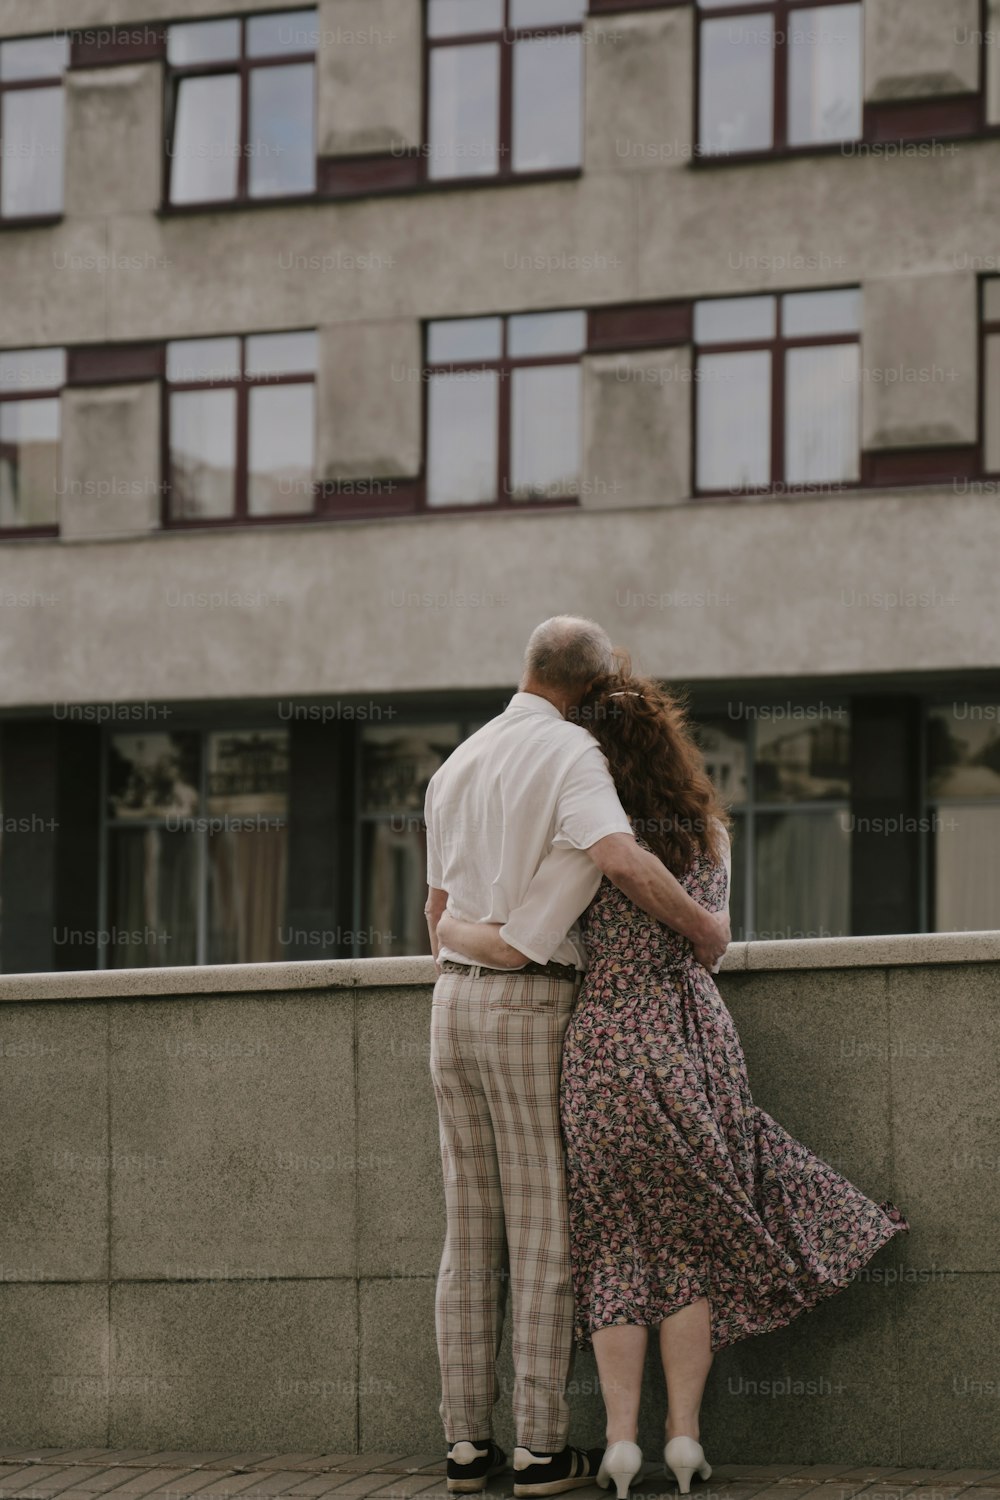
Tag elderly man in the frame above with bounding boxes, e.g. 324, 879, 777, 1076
424, 616, 729, 1495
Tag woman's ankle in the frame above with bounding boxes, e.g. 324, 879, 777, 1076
665, 1415, 701, 1443
606, 1424, 640, 1446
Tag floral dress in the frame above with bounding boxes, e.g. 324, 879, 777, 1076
559, 839, 908, 1351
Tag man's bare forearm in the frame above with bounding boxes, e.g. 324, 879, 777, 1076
588, 833, 729, 965
424, 886, 448, 964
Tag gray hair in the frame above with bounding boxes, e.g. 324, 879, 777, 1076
521, 615, 614, 692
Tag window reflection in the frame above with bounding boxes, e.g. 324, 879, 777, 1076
788, 4, 862, 147
168, 389, 237, 520
699, 14, 774, 155
512, 33, 583, 172
248, 384, 316, 515
697, 351, 772, 491
0, 398, 60, 528
2, 87, 65, 217
429, 42, 501, 180
427, 370, 499, 507
785, 342, 859, 485
170, 74, 241, 204
754, 811, 850, 938
510, 364, 581, 499
755, 713, 851, 801
248, 62, 316, 197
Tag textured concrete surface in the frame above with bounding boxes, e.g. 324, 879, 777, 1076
2, 945, 1000, 1458
864, 0, 982, 100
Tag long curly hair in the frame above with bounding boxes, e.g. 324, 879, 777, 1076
572, 652, 731, 876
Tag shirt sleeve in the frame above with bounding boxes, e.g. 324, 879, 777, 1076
552, 740, 634, 850
424, 777, 443, 889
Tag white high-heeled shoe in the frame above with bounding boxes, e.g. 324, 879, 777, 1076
664, 1435, 712, 1495
596, 1440, 644, 1499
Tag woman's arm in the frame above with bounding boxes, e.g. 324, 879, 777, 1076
437, 911, 529, 969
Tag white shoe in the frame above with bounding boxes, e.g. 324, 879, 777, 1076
664, 1436, 711, 1495
596, 1440, 644, 1499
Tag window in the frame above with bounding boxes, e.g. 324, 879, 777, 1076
104, 728, 289, 966
425, 310, 585, 507
982, 279, 1000, 475
926, 703, 1000, 933
0, 34, 68, 219
0, 347, 64, 535
694, 288, 860, 495
697, 0, 862, 157
356, 717, 488, 957
165, 9, 317, 205
165, 330, 318, 524
426, 0, 585, 182
696, 706, 852, 941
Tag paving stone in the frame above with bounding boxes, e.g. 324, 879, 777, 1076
238, 1465, 323, 1477
328, 1465, 405, 1479
136, 1463, 232, 1475
0, 1474, 37, 1496
6, 1469, 93, 1497
226, 1476, 322, 1499
62, 1472, 152, 1497
130, 1476, 227, 1500
88, 1473, 204, 1500
367, 1481, 448, 1499
374, 1464, 444, 1479
315, 1480, 405, 1500
181, 1481, 277, 1500
276, 1466, 357, 1479
196, 1467, 279, 1479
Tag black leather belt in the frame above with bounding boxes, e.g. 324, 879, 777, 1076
441, 957, 579, 983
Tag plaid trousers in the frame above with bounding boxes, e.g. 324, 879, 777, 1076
430, 964, 579, 1450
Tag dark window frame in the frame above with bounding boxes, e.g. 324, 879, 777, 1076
423, 311, 585, 513
980, 275, 1000, 479
163, 11, 317, 212
0, 349, 64, 539
162, 329, 320, 529
0, 35, 68, 227
422, 0, 586, 189
692, 287, 861, 499
694, 0, 863, 162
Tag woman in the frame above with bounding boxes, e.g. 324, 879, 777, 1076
436, 662, 907, 1497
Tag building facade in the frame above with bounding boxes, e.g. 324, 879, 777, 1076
0, 0, 999, 972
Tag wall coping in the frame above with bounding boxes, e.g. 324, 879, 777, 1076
1, 930, 999, 1002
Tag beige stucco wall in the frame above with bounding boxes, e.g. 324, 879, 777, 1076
864, 0, 983, 101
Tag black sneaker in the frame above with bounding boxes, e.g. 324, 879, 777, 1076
447, 1440, 507, 1494
512, 1445, 605, 1497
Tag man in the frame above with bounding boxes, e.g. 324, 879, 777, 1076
423, 616, 730, 1495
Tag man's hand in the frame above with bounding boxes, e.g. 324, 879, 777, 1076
691, 907, 731, 971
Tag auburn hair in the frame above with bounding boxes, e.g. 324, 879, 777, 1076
572, 653, 731, 876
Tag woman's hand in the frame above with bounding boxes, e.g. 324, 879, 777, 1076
437, 911, 530, 970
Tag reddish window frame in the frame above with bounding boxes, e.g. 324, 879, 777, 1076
0, 36, 67, 227
692, 289, 861, 499
0, 351, 63, 539
422, 312, 584, 513
980, 278, 1000, 479
694, 0, 863, 162
162, 331, 321, 529
422, 0, 585, 189
163, 12, 317, 212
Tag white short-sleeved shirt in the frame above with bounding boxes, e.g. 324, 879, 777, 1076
424, 691, 634, 967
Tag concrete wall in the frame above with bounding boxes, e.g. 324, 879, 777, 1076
2, 934, 1000, 1464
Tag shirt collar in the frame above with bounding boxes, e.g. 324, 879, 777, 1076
506, 691, 565, 721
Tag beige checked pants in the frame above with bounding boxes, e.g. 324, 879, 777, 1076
430, 964, 579, 1451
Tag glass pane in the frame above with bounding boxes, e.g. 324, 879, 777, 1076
0, 35, 69, 80
247, 383, 316, 515
785, 342, 859, 485
427, 370, 498, 506
106, 732, 202, 820
245, 330, 317, 377
513, 33, 583, 172
694, 295, 776, 344
755, 710, 851, 801
0, 347, 65, 392
361, 723, 463, 815
984, 280, 1000, 323
249, 62, 316, 196
509, 364, 581, 499
508, 310, 586, 358
986, 334, 1000, 473
0, 399, 59, 528
167, 19, 242, 65
428, 0, 503, 37
427, 317, 503, 364
511, 0, 586, 21
169, 73, 240, 204
1, 87, 64, 216
169, 388, 237, 520
166, 337, 241, 384
788, 4, 862, 146
783, 288, 861, 337
693, 716, 749, 806
247, 8, 318, 55
934, 805, 1000, 933
206, 730, 290, 963
361, 821, 433, 957
754, 811, 850, 939
927, 706, 1000, 799
699, 14, 774, 154
696, 350, 771, 492
107, 827, 199, 967
429, 42, 500, 180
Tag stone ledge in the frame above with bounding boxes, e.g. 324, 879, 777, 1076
0, 930, 998, 1003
